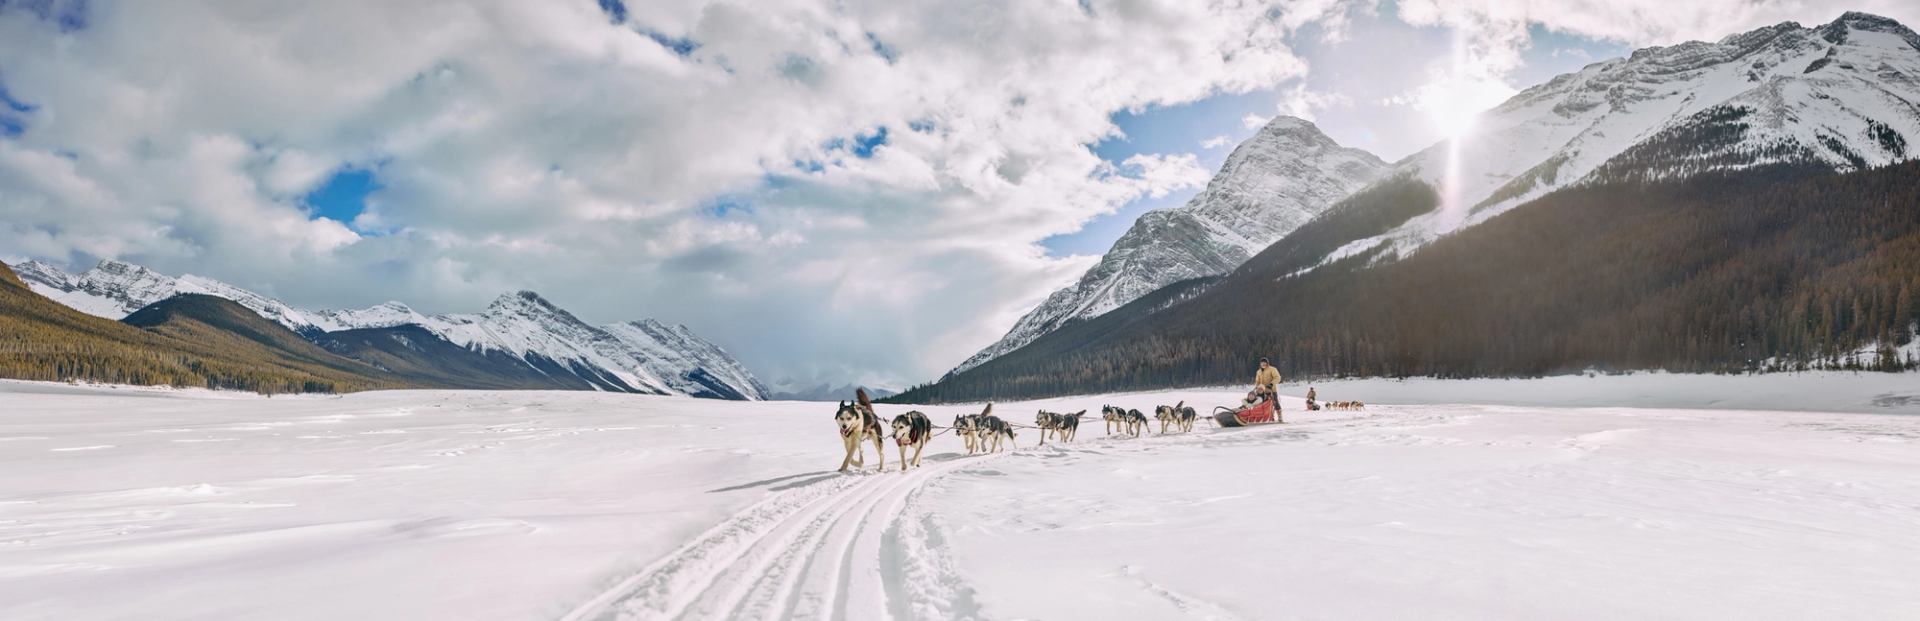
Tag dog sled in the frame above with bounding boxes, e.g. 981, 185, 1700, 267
1213, 397, 1280, 427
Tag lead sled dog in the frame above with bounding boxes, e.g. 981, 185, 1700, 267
833, 389, 887, 472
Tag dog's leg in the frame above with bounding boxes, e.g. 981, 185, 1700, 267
850, 433, 865, 471
840, 434, 856, 472
898, 441, 909, 473
912, 440, 926, 468
872, 434, 886, 472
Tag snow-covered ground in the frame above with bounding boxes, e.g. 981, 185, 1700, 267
3, 377, 1918, 619
1274, 371, 1920, 415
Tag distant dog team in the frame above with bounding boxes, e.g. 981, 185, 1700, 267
834, 391, 1354, 471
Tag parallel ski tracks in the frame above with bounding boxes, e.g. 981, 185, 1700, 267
561, 452, 1000, 621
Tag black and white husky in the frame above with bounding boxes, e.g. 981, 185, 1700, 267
1035, 410, 1084, 444
891, 410, 934, 472
953, 412, 982, 455
1101, 405, 1125, 435
974, 403, 1015, 452
1124, 408, 1149, 437
1155, 400, 1198, 433
834, 389, 887, 472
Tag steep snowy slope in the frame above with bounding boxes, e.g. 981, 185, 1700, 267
948, 116, 1387, 376
9, 259, 330, 337
7, 260, 770, 400
13, 259, 193, 320
603, 320, 772, 400
1331, 12, 1920, 267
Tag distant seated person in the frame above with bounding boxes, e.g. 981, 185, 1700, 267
1252, 357, 1280, 404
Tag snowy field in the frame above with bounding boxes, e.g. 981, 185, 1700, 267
3, 376, 1919, 620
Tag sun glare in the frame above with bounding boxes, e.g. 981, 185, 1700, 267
1419, 30, 1517, 140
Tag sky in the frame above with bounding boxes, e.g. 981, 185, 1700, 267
2, 0, 1916, 390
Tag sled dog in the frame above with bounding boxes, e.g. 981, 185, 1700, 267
1155, 401, 1198, 433
1035, 410, 1084, 444
953, 413, 982, 454
1101, 405, 1126, 435
891, 410, 934, 472
1124, 408, 1149, 437
834, 389, 887, 472
976, 403, 1015, 452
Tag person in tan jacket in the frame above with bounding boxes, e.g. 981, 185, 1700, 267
1253, 357, 1280, 403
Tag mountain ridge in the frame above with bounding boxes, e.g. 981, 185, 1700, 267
945, 115, 1389, 377
7, 259, 769, 400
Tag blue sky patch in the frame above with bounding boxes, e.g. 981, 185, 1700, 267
0, 0, 89, 32
701, 195, 755, 218
646, 29, 699, 56
0, 76, 33, 138
595, 0, 626, 24
851, 126, 888, 158
304, 167, 381, 230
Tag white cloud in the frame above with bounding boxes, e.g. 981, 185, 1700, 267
1200, 135, 1231, 149
1241, 113, 1272, 129
0, 0, 1313, 387
1277, 83, 1349, 122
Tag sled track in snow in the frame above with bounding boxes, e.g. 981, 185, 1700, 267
560, 411, 1422, 620
562, 452, 1000, 621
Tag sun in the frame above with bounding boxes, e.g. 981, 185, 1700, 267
1417, 31, 1518, 140
1417, 74, 1514, 140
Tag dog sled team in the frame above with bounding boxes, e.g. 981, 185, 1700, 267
1302, 385, 1364, 411
835, 357, 1363, 472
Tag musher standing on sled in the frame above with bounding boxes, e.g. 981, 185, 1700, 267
1253, 357, 1280, 405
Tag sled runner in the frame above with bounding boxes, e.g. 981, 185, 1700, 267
1213, 398, 1280, 427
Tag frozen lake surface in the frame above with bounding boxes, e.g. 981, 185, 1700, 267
3, 375, 1917, 619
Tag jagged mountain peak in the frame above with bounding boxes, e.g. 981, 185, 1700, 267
487, 290, 573, 319
11, 259, 73, 285
1823, 11, 1918, 41
83, 258, 169, 284
944, 114, 1389, 378
1244, 114, 1335, 143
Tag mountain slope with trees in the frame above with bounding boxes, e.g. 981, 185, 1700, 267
895, 162, 1920, 403
0, 265, 405, 394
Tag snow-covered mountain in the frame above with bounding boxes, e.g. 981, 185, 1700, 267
1312, 11, 1920, 270
8, 259, 769, 400
946, 116, 1388, 377
11, 259, 330, 337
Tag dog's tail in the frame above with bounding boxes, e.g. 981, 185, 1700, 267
856, 387, 872, 410
1174, 400, 1184, 412
982, 402, 993, 416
